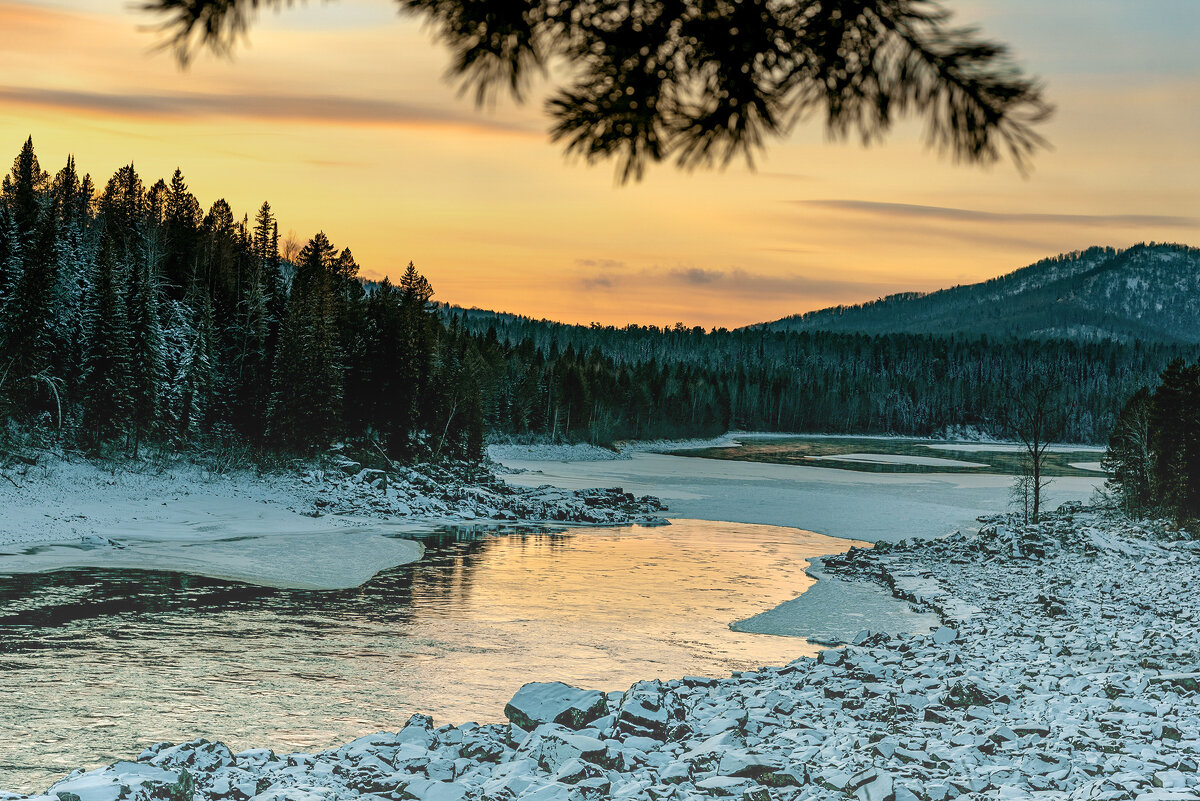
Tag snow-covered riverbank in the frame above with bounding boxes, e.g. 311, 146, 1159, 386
0, 457, 664, 589
14, 508, 1199, 801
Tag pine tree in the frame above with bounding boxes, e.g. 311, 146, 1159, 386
100, 163, 146, 261
80, 242, 133, 444
0, 138, 62, 415
163, 169, 200, 295
127, 254, 166, 456
51, 215, 91, 396
0, 205, 20, 320
173, 289, 215, 445
267, 232, 343, 450
1, 137, 47, 243
231, 240, 272, 442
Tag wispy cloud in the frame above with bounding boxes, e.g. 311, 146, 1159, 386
0, 86, 537, 136
576, 258, 626, 269
796, 199, 1200, 228
579, 265, 913, 301
669, 267, 723, 285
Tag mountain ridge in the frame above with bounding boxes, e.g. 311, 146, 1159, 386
758, 243, 1200, 344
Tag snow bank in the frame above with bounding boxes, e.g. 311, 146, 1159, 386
0, 459, 423, 589
0, 456, 664, 589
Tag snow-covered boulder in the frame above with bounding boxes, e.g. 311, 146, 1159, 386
504, 682, 608, 731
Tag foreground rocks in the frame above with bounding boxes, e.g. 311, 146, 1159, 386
12, 508, 1200, 801
295, 458, 666, 525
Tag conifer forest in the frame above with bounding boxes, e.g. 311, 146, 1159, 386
1, 138, 1193, 460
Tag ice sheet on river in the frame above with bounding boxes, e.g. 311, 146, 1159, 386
732, 556, 940, 644
0, 527, 425, 590
495, 451, 1102, 543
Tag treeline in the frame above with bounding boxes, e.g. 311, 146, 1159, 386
0, 137, 482, 460
1105, 359, 1200, 521
2, 136, 1194, 463
452, 309, 1195, 444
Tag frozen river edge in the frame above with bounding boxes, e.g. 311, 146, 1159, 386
0, 457, 664, 589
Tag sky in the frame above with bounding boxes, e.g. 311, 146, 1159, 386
1, 0, 1198, 328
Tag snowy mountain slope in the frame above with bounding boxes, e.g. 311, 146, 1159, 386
763, 243, 1200, 343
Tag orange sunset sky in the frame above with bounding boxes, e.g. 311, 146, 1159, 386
1, 0, 1198, 328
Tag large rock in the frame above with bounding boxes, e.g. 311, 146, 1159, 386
517, 725, 608, 773
614, 681, 681, 739
505, 682, 609, 731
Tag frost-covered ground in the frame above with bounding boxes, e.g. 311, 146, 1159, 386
16, 508, 1199, 801
0, 457, 663, 589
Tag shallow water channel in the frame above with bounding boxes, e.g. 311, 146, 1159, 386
0, 519, 862, 792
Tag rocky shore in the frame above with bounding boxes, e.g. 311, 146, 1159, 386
300, 456, 666, 525
10, 507, 1200, 801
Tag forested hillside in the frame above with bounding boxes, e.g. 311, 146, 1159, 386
0, 137, 1192, 459
448, 309, 1194, 444
764, 244, 1200, 343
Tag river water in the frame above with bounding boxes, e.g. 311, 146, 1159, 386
0, 519, 863, 793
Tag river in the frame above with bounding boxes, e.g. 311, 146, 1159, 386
3, 519, 859, 792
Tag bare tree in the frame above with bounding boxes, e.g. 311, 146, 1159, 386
1004, 378, 1060, 523
139, 0, 1052, 182
281, 230, 301, 265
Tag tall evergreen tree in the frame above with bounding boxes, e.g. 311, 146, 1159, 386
100, 163, 146, 261
0, 205, 20, 319
80, 242, 133, 444
127, 256, 166, 456
0, 138, 62, 414
163, 169, 200, 295
1, 137, 47, 243
268, 232, 343, 450
173, 286, 216, 445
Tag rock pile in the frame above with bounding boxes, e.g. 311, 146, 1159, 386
12, 508, 1200, 801
292, 460, 666, 525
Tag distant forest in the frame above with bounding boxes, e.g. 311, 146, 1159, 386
0, 138, 1192, 461
447, 309, 1193, 445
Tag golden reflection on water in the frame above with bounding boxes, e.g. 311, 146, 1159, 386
0, 519, 863, 793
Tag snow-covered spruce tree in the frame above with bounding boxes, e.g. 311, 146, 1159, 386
158, 294, 191, 443
230, 240, 272, 443
0, 205, 21, 329
0, 138, 65, 419
396, 261, 438, 455
51, 217, 91, 407
171, 285, 216, 447
49, 156, 96, 402
267, 232, 343, 451
223, 201, 285, 445
127, 250, 166, 457
80, 241, 134, 446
